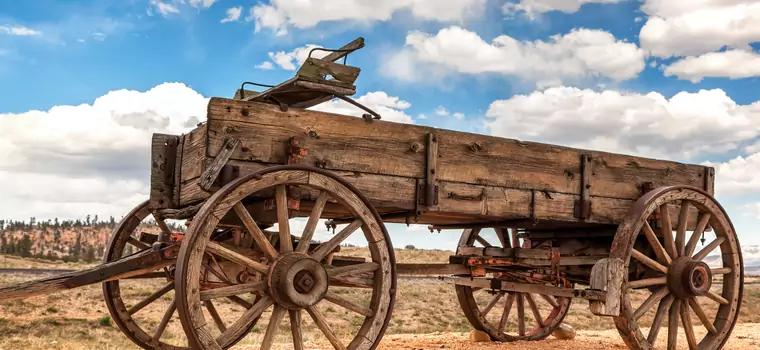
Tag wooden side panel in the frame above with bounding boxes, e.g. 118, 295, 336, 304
204, 98, 708, 201
179, 123, 208, 184
149, 133, 180, 209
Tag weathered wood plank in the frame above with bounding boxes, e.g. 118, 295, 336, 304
204, 98, 708, 201
149, 133, 179, 209
588, 257, 624, 316
179, 123, 208, 184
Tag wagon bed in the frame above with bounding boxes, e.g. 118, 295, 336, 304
151, 96, 713, 231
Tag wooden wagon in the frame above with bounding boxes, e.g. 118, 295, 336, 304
0, 38, 742, 350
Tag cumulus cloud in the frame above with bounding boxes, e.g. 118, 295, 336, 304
149, 0, 216, 17
247, 0, 485, 36
309, 91, 415, 124
0, 83, 208, 221
664, 49, 760, 83
221, 6, 242, 23
384, 26, 647, 87
504, 0, 622, 19
704, 153, 760, 196
639, 0, 760, 58
484, 86, 760, 162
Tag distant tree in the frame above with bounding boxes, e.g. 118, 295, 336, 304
19, 234, 32, 257
84, 244, 95, 262
53, 218, 59, 229
72, 232, 82, 261
405, 245, 416, 250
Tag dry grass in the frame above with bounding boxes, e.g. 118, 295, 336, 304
0, 248, 758, 349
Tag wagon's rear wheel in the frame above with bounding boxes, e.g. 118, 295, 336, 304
103, 200, 256, 349
455, 226, 572, 341
610, 186, 743, 350
174, 166, 396, 350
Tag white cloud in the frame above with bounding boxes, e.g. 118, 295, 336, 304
309, 91, 415, 124
255, 61, 274, 70
385, 26, 647, 87
0, 83, 208, 221
435, 106, 449, 116
187, 0, 217, 8
149, 0, 180, 17
247, 0, 485, 36
484, 86, 760, 162
0, 25, 41, 36
639, 0, 760, 58
705, 153, 760, 196
265, 44, 327, 70
664, 49, 760, 82
453, 112, 464, 119
221, 6, 242, 23
504, 0, 622, 19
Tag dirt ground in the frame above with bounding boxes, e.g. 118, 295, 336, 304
277, 323, 760, 350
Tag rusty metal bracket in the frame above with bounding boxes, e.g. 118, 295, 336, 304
574, 153, 593, 220
286, 137, 307, 165
199, 137, 240, 192
415, 133, 439, 212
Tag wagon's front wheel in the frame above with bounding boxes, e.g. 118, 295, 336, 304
610, 185, 743, 350
454, 226, 572, 342
174, 166, 396, 350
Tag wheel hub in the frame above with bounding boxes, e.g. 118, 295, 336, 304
267, 252, 328, 310
667, 257, 712, 299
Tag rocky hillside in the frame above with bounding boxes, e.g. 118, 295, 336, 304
0, 217, 185, 263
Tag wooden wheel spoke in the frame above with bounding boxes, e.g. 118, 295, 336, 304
688, 298, 718, 333
218, 295, 273, 346
330, 275, 374, 289
226, 295, 254, 309
516, 292, 525, 336
324, 291, 374, 317
482, 292, 503, 317
685, 213, 711, 257
631, 249, 668, 274
680, 299, 697, 349
667, 299, 680, 349
128, 282, 173, 315
641, 221, 672, 264
712, 267, 732, 274
647, 294, 674, 344
658, 203, 678, 259
127, 236, 151, 250
675, 201, 690, 256
204, 300, 227, 332
525, 293, 544, 328
153, 298, 176, 342
705, 291, 729, 305
206, 241, 269, 274
261, 305, 286, 350
311, 219, 363, 261
633, 287, 669, 321
233, 202, 278, 260
296, 191, 329, 253
627, 276, 667, 289
275, 185, 293, 253
290, 309, 304, 350
499, 293, 515, 331
200, 281, 267, 301
496, 228, 509, 248
475, 235, 493, 247
326, 262, 379, 277
692, 237, 725, 261
540, 294, 559, 308
306, 305, 346, 350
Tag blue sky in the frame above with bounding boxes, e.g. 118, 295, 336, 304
2, 0, 760, 256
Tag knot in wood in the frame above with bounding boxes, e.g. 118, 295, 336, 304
409, 142, 422, 152
468, 142, 482, 152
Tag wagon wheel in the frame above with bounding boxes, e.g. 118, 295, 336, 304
610, 185, 743, 350
102, 201, 257, 350
455, 226, 572, 341
173, 165, 396, 350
